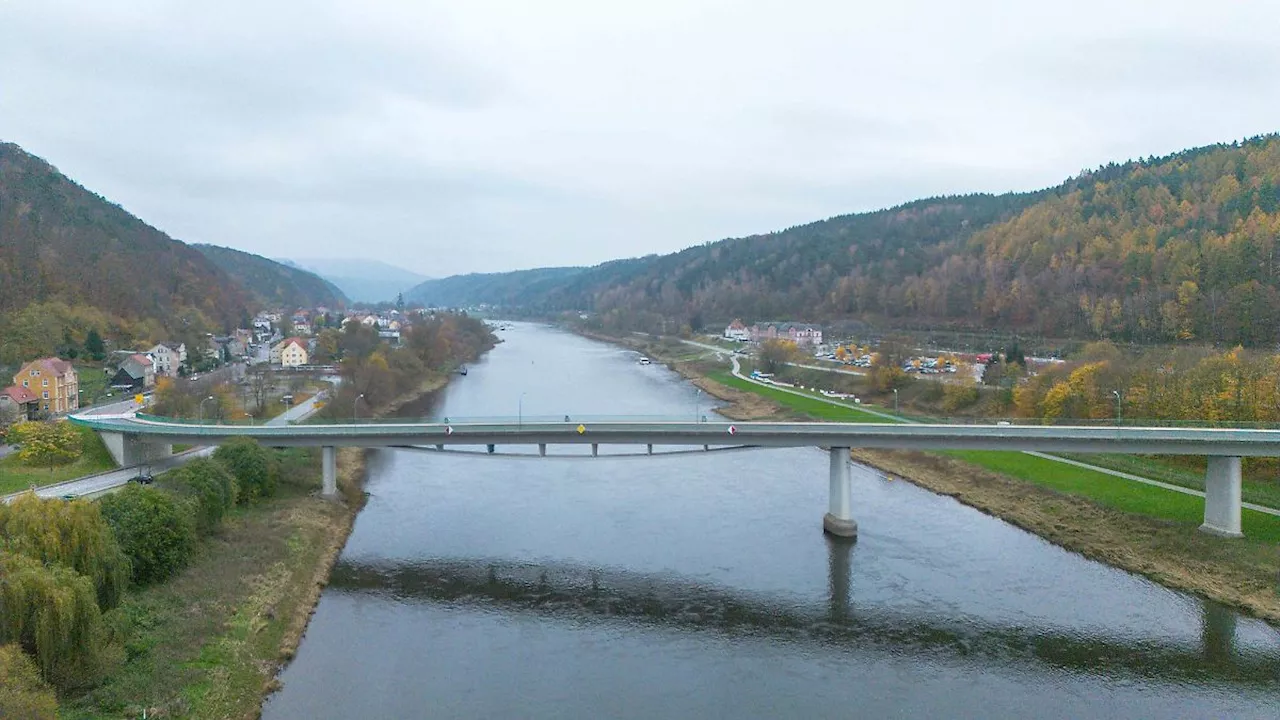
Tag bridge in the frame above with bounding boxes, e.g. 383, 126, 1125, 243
69, 412, 1274, 539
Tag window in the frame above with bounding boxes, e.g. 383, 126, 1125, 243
22, 380, 28, 388
29, 369, 37, 376
42, 378, 48, 387
43, 391, 49, 399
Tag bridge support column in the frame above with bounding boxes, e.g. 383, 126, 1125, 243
321, 446, 337, 499
539, 443, 547, 457
1200, 456, 1243, 538
823, 447, 857, 538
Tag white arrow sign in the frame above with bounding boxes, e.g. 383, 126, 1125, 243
446, 426, 454, 436
727, 425, 737, 435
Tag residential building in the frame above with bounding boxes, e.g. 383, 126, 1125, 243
13, 357, 79, 415
278, 337, 309, 368
147, 342, 186, 377
111, 354, 155, 390
750, 322, 823, 347
0, 385, 38, 423
723, 319, 751, 342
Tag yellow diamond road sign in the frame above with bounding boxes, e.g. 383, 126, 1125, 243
576, 424, 586, 434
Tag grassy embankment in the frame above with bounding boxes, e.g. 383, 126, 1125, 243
0, 425, 115, 495
59, 366, 461, 718
690, 360, 1280, 622
60, 450, 366, 720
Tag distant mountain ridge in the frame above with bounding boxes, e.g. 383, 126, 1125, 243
407, 134, 1280, 347
284, 258, 430, 303
195, 245, 348, 309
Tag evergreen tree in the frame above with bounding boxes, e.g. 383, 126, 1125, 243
84, 328, 106, 361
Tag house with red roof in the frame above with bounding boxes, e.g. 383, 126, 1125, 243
11, 357, 79, 415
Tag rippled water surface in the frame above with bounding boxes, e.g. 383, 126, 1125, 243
264, 323, 1280, 719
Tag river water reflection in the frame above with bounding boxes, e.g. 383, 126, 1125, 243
264, 323, 1280, 719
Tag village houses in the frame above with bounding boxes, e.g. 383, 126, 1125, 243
147, 342, 186, 377
5, 357, 79, 416
111, 353, 156, 391
271, 337, 310, 368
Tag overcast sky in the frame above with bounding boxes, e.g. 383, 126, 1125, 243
2, 1, 1278, 278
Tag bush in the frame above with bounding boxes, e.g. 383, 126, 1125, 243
214, 437, 276, 503
273, 447, 320, 491
161, 458, 237, 534
0, 552, 106, 690
0, 644, 58, 719
0, 494, 130, 610
99, 485, 197, 585
942, 383, 981, 412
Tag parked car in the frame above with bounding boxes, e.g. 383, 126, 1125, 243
129, 473, 154, 485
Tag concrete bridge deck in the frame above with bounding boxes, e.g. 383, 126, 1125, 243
69, 413, 1270, 539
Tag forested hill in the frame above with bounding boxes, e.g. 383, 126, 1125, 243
0, 142, 251, 332
410, 134, 1280, 346
194, 244, 348, 310
408, 266, 586, 308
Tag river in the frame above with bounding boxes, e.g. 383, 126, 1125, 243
263, 323, 1280, 719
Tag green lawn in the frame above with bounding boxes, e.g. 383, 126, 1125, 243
0, 425, 116, 495
75, 363, 114, 406
709, 371, 887, 423
710, 368, 1280, 543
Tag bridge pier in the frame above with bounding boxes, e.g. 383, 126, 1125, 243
321, 446, 337, 498
1200, 456, 1243, 538
823, 447, 857, 538
100, 432, 173, 467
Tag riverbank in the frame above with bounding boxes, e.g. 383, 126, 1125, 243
61, 454, 365, 720
582, 327, 1280, 625
58, 363, 473, 719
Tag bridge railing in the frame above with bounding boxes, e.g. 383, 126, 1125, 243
129, 411, 1280, 430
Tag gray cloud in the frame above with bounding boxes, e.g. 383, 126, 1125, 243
2, 0, 1279, 277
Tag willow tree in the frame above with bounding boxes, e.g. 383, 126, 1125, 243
0, 494, 130, 609
0, 644, 59, 719
0, 551, 105, 688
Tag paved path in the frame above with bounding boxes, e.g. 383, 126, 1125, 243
2, 447, 215, 504
721, 356, 1280, 516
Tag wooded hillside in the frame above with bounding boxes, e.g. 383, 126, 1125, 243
194, 244, 347, 310
410, 134, 1280, 346
0, 143, 249, 331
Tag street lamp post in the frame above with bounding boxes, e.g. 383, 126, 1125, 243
519, 392, 527, 428
198, 395, 214, 424
354, 393, 365, 421
694, 388, 702, 422
1112, 390, 1122, 425
893, 388, 899, 416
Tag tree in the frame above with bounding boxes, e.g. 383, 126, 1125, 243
0, 644, 58, 719
214, 437, 276, 503
84, 328, 106, 361
9, 421, 83, 471
276, 316, 294, 340
246, 364, 273, 415
758, 339, 799, 374
161, 458, 236, 534
99, 485, 197, 585
0, 551, 107, 688
0, 493, 130, 610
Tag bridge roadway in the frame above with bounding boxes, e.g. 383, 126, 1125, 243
69, 413, 1267, 539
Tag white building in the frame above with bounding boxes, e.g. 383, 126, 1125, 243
723, 319, 751, 342
280, 338, 309, 368
147, 342, 186, 377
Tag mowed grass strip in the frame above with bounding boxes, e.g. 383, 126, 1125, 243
711, 369, 1280, 543
0, 425, 116, 495
708, 371, 885, 423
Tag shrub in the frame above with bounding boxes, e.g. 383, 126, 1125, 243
162, 458, 237, 534
0, 552, 106, 690
273, 447, 320, 491
942, 382, 981, 412
8, 420, 83, 470
214, 437, 276, 503
0, 494, 130, 610
99, 486, 197, 585
0, 644, 58, 719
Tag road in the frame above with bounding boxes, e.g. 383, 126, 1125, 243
724, 357, 1280, 516
2, 447, 215, 504
3, 375, 335, 503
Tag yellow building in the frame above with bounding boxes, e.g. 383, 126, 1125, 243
14, 357, 79, 415
279, 338, 309, 368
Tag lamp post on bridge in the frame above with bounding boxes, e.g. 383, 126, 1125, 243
1112, 390, 1122, 425
893, 388, 899, 416
198, 395, 215, 424
519, 391, 527, 429
354, 393, 365, 422
694, 388, 702, 422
